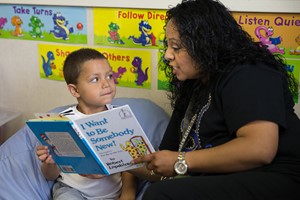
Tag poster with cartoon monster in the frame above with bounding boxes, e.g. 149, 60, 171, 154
0, 4, 87, 44
38, 44, 152, 89
232, 12, 300, 102
93, 8, 166, 49
157, 12, 300, 103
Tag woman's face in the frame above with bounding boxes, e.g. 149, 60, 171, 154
164, 19, 200, 81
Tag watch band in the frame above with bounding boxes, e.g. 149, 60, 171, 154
178, 152, 186, 161
174, 151, 188, 175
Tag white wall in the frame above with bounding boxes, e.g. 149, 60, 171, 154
0, 0, 300, 142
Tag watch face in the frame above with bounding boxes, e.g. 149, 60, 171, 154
174, 161, 187, 175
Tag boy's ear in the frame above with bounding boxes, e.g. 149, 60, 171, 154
67, 84, 80, 98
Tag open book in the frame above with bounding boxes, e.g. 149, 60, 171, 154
26, 105, 154, 175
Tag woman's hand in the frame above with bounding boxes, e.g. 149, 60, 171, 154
132, 150, 178, 177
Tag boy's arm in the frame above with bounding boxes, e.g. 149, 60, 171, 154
41, 162, 61, 181
118, 172, 137, 200
37, 145, 61, 180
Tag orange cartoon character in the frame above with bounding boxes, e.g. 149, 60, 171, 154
11, 15, 23, 37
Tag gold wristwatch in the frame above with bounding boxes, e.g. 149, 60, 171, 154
174, 152, 188, 175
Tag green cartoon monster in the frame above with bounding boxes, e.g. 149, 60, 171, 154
108, 22, 124, 44
28, 15, 44, 38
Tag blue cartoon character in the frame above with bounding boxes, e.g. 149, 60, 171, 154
108, 22, 124, 44
50, 12, 74, 40
128, 20, 155, 46
130, 56, 148, 86
41, 51, 55, 77
28, 15, 44, 38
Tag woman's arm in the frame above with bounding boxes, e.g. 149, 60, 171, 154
132, 120, 278, 178
186, 120, 278, 173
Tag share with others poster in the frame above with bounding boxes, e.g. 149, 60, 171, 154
38, 44, 151, 89
0, 5, 87, 44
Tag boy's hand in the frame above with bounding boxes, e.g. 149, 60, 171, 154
36, 145, 55, 164
79, 174, 107, 179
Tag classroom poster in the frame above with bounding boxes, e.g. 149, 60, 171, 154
93, 8, 166, 49
0, 5, 87, 44
38, 44, 152, 89
157, 50, 169, 90
232, 12, 300, 102
157, 12, 300, 101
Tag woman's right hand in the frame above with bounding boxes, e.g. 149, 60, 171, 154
132, 150, 179, 177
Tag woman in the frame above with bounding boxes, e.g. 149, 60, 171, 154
130, 0, 300, 199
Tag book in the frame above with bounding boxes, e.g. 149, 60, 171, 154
26, 105, 155, 175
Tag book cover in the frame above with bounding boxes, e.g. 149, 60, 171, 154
26, 105, 154, 175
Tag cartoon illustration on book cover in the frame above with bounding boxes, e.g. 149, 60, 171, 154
120, 136, 153, 159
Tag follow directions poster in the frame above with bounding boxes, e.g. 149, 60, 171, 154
94, 8, 166, 49
38, 44, 152, 89
0, 5, 87, 44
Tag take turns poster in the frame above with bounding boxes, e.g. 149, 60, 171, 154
0, 5, 87, 43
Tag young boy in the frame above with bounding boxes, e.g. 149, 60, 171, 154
36, 48, 137, 200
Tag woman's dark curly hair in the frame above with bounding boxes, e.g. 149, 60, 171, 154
160, 0, 298, 114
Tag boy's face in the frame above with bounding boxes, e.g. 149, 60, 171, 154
72, 58, 116, 114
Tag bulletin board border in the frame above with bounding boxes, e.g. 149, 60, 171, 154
0, 0, 299, 13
